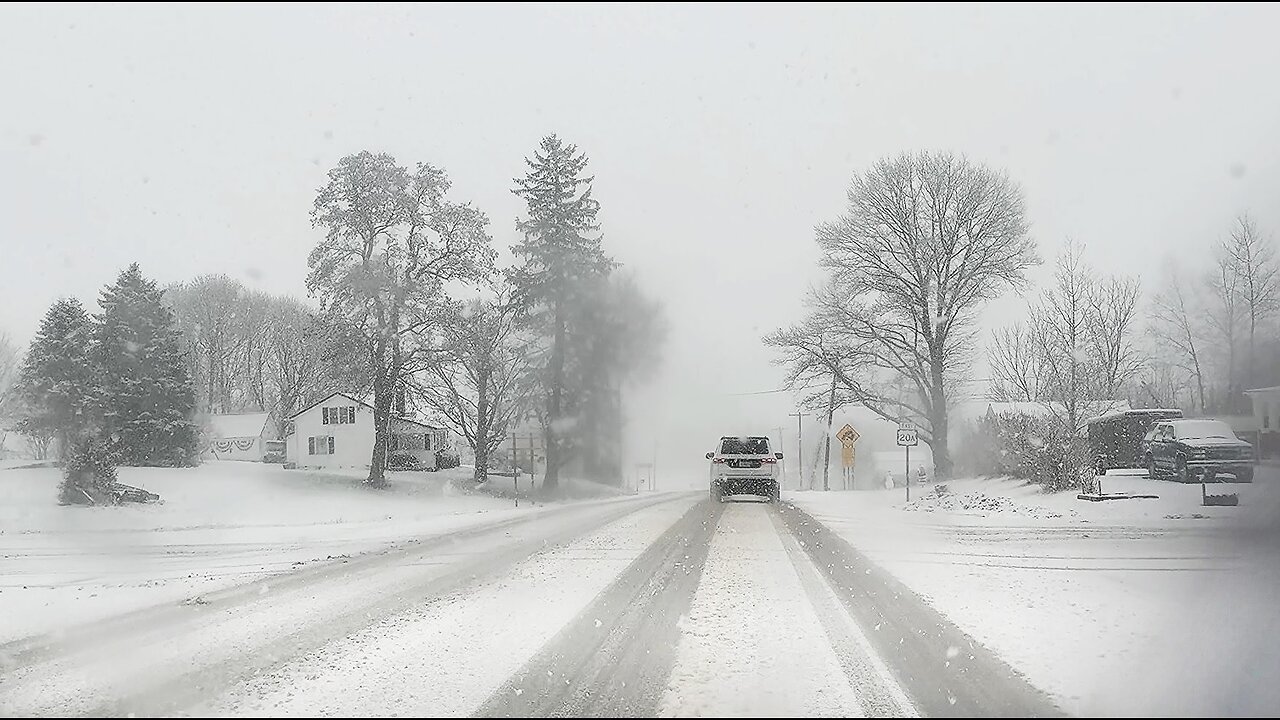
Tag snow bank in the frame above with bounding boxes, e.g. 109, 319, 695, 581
903, 486, 1066, 518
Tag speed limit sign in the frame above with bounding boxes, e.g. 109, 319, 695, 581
896, 426, 919, 447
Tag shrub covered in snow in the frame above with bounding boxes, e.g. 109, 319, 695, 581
958, 413, 1092, 493
435, 449, 461, 470
387, 453, 424, 471
59, 436, 119, 505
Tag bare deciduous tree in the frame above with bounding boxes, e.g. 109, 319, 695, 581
1223, 214, 1280, 390
1087, 274, 1143, 402
768, 151, 1038, 479
988, 323, 1045, 402
413, 291, 533, 483
987, 243, 1143, 488
309, 151, 494, 486
0, 331, 20, 409
1206, 249, 1243, 409
1149, 262, 1207, 412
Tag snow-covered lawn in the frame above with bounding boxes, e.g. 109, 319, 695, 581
790, 470, 1280, 716
0, 461, 588, 642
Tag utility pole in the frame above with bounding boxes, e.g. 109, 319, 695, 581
790, 411, 806, 490
511, 432, 519, 508
652, 440, 658, 492
821, 377, 837, 491
775, 426, 787, 487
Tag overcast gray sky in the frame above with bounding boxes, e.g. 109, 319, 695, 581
3, 3, 1279, 485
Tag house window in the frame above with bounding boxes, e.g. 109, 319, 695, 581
424, 434, 432, 451
308, 436, 334, 455
323, 406, 357, 425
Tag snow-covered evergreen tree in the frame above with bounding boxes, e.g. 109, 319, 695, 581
14, 298, 97, 457
96, 264, 199, 466
509, 134, 613, 490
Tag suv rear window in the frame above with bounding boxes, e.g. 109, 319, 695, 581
720, 437, 770, 455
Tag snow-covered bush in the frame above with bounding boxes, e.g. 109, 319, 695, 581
966, 413, 1092, 492
387, 453, 424, 471
434, 449, 461, 470
59, 436, 118, 505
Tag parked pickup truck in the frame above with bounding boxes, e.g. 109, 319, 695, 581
1145, 418, 1254, 483
707, 435, 782, 502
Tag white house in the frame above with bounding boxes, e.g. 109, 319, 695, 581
205, 412, 279, 462
284, 391, 450, 470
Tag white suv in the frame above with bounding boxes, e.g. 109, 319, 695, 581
707, 436, 782, 502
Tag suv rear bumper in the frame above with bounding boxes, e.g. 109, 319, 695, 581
713, 477, 779, 498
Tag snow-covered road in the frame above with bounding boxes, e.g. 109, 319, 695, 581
1, 491, 1066, 717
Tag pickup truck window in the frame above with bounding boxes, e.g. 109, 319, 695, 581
1173, 420, 1236, 440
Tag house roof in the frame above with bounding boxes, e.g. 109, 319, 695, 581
985, 399, 1132, 420
985, 401, 1062, 418
287, 391, 370, 420
208, 412, 270, 439
1087, 407, 1182, 424
287, 390, 446, 430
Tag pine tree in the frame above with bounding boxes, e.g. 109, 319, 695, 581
510, 134, 613, 490
14, 298, 97, 457
96, 264, 199, 466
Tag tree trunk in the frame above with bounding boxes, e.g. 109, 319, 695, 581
1249, 312, 1257, 393
929, 360, 952, 480
544, 298, 566, 491
368, 372, 391, 487
367, 326, 393, 487
473, 364, 490, 483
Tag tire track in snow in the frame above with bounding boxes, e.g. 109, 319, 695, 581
189, 496, 701, 718
658, 500, 868, 718
779, 502, 1067, 718
473, 498, 720, 717
768, 509, 918, 718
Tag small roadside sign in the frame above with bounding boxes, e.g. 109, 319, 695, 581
836, 424, 860, 446
896, 426, 919, 447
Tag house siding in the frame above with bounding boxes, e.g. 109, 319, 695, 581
285, 394, 444, 470
206, 412, 276, 462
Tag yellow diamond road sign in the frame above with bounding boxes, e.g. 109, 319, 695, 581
837, 424, 859, 446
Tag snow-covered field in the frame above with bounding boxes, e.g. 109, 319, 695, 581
0, 461, 617, 642
790, 469, 1280, 716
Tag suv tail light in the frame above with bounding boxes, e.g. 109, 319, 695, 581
712, 457, 726, 463
760, 457, 777, 464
